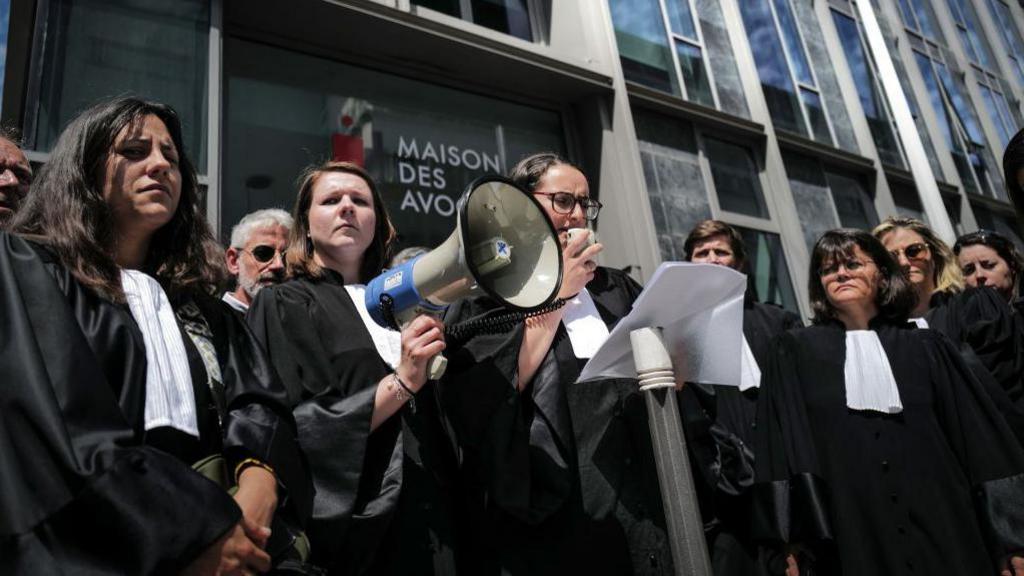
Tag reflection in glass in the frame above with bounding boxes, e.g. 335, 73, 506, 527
737, 226, 800, 314
666, 0, 697, 40
987, 0, 1024, 85
610, 0, 677, 94
413, 0, 532, 40
28, 0, 209, 169
889, 180, 929, 223
634, 108, 712, 261
772, 0, 813, 86
947, 0, 995, 68
704, 137, 769, 218
832, 11, 904, 168
826, 171, 878, 230
676, 41, 714, 107
914, 51, 981, 195
224, 39, 564, 250
0, 0, 7, 115
979, 84, 1011, 147
739, 1, 807, 136
800, 88, 832, 144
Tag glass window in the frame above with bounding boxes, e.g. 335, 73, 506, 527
737, 226, 800, 314
675, 41, 714, 107
915, 51, 983, 196
739, 2, 807, 136
971, 203, 1024, 248
224, 39, 564, 249
889, 180, 929, 223
666, 0, 697, 40
901, 0, 940, 41
800, 88, 832, 143
782, 151, 839, 251
610, 0, 677, 94
634, 107, 712, 261
773, 0, 813, 86
698, 0, 749, 118
826, 171, 878, 229
413, 0, 532, 40
986, 0, 1024, 85
704, 137, 769, 218
947, 0, 996, 69
0, 0, 8, 115
26, 0, 209, 169
979, 83, 1014, 147
832, 10, 905, 168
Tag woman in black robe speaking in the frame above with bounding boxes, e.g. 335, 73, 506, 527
754, 229, 1024, 575
441, 153, 735, 575
6, 97, 307, 573
247, 161, 456, 575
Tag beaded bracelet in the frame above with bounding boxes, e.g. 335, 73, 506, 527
392, 373, 417, 413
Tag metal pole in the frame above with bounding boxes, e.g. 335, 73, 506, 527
631, 327, 712, 576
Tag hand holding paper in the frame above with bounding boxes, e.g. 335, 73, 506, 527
577, 262, 746, 386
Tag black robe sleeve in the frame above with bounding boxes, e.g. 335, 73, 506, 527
927, 288, 1024, 444
752, 330, 834, 547
0, 233, 240, 575
192, 294, 313, 528
923, 330, 1024, 564
247, 280, 402, 574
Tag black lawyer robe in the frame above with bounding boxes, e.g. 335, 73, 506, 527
689, 293, 802, 576
754, 321, 1024, 575
31, 241, 312, 551
925, 287, 1024, 445
441, 266, 737, 576
0, 232, 241, 574
247, 271, 459, 576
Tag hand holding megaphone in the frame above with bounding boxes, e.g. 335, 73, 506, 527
365, 176, 563, 380
395, 315, 446, 394
560, 228, 603, 299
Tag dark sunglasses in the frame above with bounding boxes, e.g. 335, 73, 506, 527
245, 245, 286, 264
889, 242, 929, 261
533, 191, 603, 221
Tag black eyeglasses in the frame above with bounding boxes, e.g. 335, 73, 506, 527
244, 245, 286, 264
533, 192, 602, 221
819, 258, 874, 279
889, 242, 929, 262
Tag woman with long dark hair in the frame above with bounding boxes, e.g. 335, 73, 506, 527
247, 161, 458, 575
6, 96, 308, 574
755, 229, 1024, 575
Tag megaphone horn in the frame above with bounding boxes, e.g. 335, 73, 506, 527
365, 175, 564, 379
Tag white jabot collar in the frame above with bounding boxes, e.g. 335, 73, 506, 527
121, 269, 199, 437
844, 330, 903, 414
344, 284, 402, 369
909, 317, 929, 329
739, 336, 762, 391
562, 288, 610, 359
221, 291, 248, 313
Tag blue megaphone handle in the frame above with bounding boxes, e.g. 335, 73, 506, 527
365, 255, 446, 328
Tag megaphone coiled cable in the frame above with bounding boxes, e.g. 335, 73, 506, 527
444, 297, 569, 344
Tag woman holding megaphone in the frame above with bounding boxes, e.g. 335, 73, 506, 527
441, 153, 733, 576
248, 161, 460, 575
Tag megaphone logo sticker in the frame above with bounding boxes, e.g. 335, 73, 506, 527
384, 271, 404, 290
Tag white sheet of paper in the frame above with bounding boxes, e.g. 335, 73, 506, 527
577, 262, 746, 386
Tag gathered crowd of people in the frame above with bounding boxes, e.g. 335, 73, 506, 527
2, 96, 1024, 576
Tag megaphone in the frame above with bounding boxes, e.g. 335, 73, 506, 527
365, 175, 563, 378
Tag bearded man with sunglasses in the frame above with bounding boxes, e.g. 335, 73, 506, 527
224, 208, 292, 313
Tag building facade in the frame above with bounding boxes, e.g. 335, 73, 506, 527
3, 0, 1024, 317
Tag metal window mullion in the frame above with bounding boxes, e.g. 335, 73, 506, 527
460, 0, 473, 22
656, 0, 688, 100
527, 0, 547, 44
